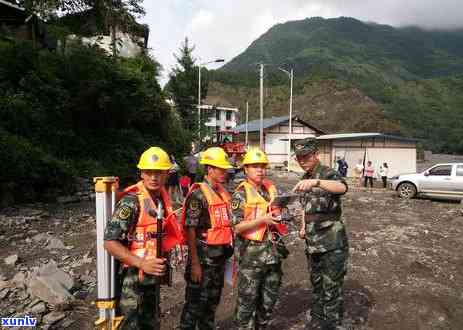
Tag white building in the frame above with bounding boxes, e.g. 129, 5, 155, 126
199, 104, 239, 132
316, 133, 417, 177
234, 116, 325, 165
234, 116, 417, 176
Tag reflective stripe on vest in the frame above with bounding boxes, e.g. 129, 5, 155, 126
120, 181, 178, 264
181, 182, 233, 246
238, 179, 288, 241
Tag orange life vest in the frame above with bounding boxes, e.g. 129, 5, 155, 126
237, 179, 288, 241
181, 182, 233, 246
119, 181, 183, 263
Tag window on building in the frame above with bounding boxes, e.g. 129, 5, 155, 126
216, 110, 220, 120
428, 165, 452, 176
226, 110, 232, 120
456, 165, 463, 176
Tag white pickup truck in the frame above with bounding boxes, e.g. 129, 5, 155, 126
390, 163, 463, 200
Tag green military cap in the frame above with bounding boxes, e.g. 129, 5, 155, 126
293, 138, 319, 156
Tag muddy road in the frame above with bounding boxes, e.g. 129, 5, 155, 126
1, 175, 462, 329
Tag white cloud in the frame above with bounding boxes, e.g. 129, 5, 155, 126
139, 0, 463, 85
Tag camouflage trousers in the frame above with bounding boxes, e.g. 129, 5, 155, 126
117, 267, 160, 330
234, 263, 282, 330
306, 249, 348, 328
179, 257, 226, 330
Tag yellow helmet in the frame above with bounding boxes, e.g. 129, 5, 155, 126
200, 147, 233, 169
242, 147, 269, 166
137, 147, 172, 170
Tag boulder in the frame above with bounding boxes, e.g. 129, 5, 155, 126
45, 238, 66, 250
4, 254, 19, 266
27, 261, 74, 306
43, 311, 66, 325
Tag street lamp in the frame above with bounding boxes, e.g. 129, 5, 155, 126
198, 58, 225, 141
278, 67, 294, 172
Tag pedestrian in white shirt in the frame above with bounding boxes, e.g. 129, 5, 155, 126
379, 163, 389, 189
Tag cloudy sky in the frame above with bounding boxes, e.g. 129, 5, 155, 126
139, 0, 463, 84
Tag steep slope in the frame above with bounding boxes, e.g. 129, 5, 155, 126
205, 79, 401, 135
207, 17, 463, 153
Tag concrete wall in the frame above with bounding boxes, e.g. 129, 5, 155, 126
69, 31, 145, 58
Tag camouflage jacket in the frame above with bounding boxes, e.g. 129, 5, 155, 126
302, 163, 349, 254
231, 183, 288, 267
103, 191, 166, 285
184, 178, 232, 264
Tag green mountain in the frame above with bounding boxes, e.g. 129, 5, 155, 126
207, 17, 463, 153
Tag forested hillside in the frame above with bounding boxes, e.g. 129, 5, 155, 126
207, 17, 463, 153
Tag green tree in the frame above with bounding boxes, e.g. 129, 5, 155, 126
0, 39, 189, 204
165, 38, 208, 132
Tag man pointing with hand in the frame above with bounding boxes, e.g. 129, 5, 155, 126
293, 138, 349, 330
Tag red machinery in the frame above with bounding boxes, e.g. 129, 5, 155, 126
216, 130, 246, 159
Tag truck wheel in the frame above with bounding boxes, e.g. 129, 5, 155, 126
397, 182, 417, 199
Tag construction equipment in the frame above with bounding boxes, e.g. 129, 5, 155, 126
216, 129, 246, 161
94, 177, 123, 330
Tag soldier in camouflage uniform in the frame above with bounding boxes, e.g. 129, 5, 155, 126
103, 147, 182, 330
179, 147, 234, 330
231, 148, 289, 330
293, 138, 349, 330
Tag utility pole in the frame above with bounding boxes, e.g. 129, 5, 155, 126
288, 68, 294, 172
245, 101, 249, 146
198, 66, 201, 140
279, 66, 294, 172
259, 64, 264, 149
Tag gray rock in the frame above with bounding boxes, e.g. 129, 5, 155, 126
5, 254, 19, 266
57, 196, 79, 204
12, 271, 27, 288
45, 238, 66, 250
0, 288, 9, 299
27, 261, 74, 306
37, 261, 74, 290
18, 290, 30, 300
0, 280, 10, 290
43, 311, 66, 325
61, 318, 75, 328
32, 233, 50, 242
28, 302, 47, 314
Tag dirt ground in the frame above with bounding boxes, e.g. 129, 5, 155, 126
1, 173, 463, 330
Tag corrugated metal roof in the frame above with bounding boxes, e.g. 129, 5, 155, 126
234, 116, 290, 133
317, 133, 418, 142
317, 133, 381, 140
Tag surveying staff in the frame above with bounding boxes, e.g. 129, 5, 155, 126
179, 147, 234, 330
293, 138, 349, 330
103, 147, 183, 330
231, 148, 289, 330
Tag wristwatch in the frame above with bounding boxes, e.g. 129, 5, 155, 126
314, 179, 321, 187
